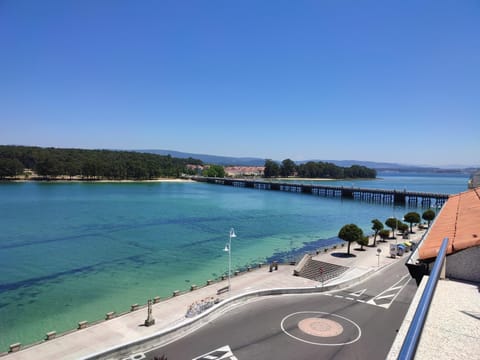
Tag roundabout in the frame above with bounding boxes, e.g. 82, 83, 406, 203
280, 311, 362, 346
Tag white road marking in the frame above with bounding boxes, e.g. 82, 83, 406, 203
325, 274, 412, 309
350, 288, 367, 297
367, 274, 411, 309
192, 345, 237, 360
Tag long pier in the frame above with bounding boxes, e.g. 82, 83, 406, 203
191, 177, 450, 207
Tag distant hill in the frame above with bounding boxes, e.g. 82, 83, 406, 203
138, 149, 265, 166
137, 149, 475, 173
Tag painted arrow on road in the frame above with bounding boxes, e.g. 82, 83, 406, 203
192, 345, 238, 360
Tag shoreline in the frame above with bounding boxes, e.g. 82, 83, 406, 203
0, 178, 194, 184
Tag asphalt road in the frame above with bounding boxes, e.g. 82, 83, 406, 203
146, 260, 417, 360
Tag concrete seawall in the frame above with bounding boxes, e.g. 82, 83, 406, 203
82, 269, 375, 360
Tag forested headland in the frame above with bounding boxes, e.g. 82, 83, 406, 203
0, 145, 202, 180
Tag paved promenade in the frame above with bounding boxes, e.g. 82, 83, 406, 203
2, 231, 424, 360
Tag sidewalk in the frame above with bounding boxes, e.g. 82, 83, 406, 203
387, 277, 480, 359
3, 230, 425, 360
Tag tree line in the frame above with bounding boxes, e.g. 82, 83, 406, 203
338, 209, 436, 255
264, 158, 376, 179
0, 145, 203, 180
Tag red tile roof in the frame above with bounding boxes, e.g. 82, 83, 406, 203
419, 188, 480, 260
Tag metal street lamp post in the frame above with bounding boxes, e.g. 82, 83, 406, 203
224, 228, 236, 292
392, 205, 398, 244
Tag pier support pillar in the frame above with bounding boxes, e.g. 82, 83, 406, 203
393, 191, 406, 205
341, 189, 354, 199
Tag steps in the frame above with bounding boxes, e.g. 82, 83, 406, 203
297, 258, 349, 282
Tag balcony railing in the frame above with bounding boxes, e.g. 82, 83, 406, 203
398, 237, 449, 359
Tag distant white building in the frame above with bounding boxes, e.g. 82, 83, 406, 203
224, 166, 264, 177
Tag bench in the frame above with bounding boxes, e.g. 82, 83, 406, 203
216, 286, 229, 295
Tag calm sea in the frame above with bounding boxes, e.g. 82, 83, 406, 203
0, 173, 469, 350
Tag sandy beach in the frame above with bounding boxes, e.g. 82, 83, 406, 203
3, 177, 194, 183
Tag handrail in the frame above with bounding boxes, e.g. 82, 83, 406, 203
398, 237, 449, 360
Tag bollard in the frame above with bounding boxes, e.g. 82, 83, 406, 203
45, 331, 56, 341
153, 296, 161, 304
144, 299, 155, 327
234, 270, 240, 276
130, 304, 139, 312
258, 263, 263, 268
105, 311, 115, 320
78, 321, 88, 330
190, 284, 197, 291
172, 290, 180, 297
221, 275, 227, 280
247, 266, 251, 272
207, 279, 213, 285
9, 343, 21, 353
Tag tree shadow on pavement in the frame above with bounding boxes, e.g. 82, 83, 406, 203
330, 252, 356, 258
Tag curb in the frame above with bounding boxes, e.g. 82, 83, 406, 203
81, 268, 375, 360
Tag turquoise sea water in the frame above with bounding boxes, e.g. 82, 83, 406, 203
0, 174, 468, 350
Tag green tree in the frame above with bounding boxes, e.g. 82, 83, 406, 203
280, 158, 296, 177
397, 221, 409, 233
357, 236, 369, 250
203, 165, 225, 178
0, 145, 201, 181
371, 219, 384, 247
422, 209, 436, 227
36, 157, 62, 178
338, 224, 364, 256
263, 159, 280, 178
385, 218, 399, 239
379, 229, 391, 242
0, 158, 24, 178
403, 212, 421, 233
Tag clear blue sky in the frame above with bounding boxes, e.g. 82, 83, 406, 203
1, 1, 479, 166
